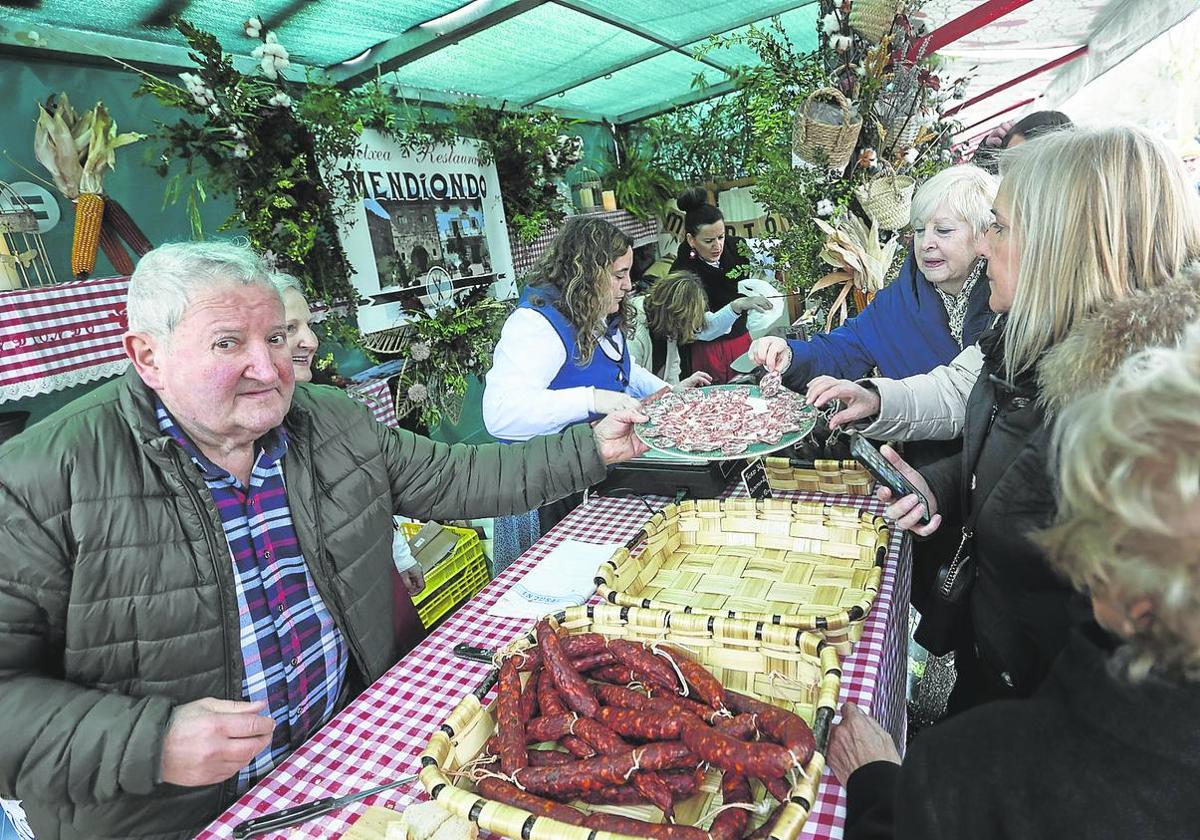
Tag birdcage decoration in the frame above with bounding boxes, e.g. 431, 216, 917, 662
0, 181, 56, 290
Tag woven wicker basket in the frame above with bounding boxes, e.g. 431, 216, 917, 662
595, 498, 889, 652
792, 87, 862, 173
765, 458, 874, 496
418, 604, 841, 840
849, 0, 903, 42
854, 170, 916, 231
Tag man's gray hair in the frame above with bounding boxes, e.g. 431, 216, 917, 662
127, 241, 278, 338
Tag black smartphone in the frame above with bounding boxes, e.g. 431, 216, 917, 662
847, 431, 931, 523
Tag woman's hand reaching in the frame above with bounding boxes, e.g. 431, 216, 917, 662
679, 371, 713, 389
733, 295, 773, 314
805, 376, 881, 429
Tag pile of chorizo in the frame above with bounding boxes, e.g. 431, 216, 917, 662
475, 620, 817, 839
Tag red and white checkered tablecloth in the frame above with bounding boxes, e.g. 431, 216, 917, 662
200, 489, 909, 840
511, 210, 660, 276
0, 276, 131, 403
345, 378, 399, 429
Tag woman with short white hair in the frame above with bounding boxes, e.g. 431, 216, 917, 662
751, 165, 998, 391
829, 323, 1200, 840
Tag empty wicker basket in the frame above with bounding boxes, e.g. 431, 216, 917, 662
765, 458, 874, 495
418, 604, 841, 840
595, 498, 889, 652
849, 0, 904, 42
792, 87, 862, 173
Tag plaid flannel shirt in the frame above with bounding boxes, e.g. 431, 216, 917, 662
156, 401, 347, 791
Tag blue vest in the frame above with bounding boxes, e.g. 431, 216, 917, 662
518, 286, 630, 422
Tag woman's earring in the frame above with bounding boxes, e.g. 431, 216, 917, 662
689, 249, 696, 260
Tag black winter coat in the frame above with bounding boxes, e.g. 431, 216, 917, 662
918, 319, 1080, 698
845, 624, 1200, 840
670, 236, 752, 339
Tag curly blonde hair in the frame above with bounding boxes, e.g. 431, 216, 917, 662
529, 216, 634, 366
643, 271, 708, 344
1039, 323, 1200, 680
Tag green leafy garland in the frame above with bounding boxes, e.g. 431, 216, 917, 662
392, 288, 511, 430
668, 5, 968, 305
136, 18, 361, 309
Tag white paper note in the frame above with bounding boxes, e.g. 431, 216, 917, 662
486, 539, 624, 619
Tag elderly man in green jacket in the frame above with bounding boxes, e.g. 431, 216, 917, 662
0, 241, 649, 840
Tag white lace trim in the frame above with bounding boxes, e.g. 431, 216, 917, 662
0, 359, 130, 404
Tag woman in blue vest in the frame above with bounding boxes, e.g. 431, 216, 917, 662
483, 217, 705, 572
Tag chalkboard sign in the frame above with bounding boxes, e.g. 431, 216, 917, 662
741, 458, 773, 499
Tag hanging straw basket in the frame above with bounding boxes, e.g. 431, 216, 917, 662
791, 87, 863, 174
418, 604, 841, 840
765, 458, 874, 496
849, 0, 904, 43
854, 169, 916, 231
595, 498, 889, 653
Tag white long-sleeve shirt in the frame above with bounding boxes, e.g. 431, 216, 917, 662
483, 308, 667, 441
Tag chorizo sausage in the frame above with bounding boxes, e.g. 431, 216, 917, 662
537, 620, 599, 717
681, 720, 794, 780
495, 659, 528, 775
527, 748, 574, 767
519, 667, 540, 723
709, 773, 752, 840
591, 664, 640, 685
661, 646, 726, 710
475, 776, 586, 826
608, 639, 680, 691
596, 704, 702, 741
725, 690, 815, 766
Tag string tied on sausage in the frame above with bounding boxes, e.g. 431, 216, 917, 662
649, 643, 690, 697
697, 800, 760, 825
472, 766, 524, 791
624, 747, 645, 781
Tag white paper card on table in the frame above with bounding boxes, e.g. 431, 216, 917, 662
487, 539, 625, 618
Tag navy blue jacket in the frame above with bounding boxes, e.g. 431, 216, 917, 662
782, 251, 992, 392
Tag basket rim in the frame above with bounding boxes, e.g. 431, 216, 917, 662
417, 604, 842, 840
800, 85, 862, 130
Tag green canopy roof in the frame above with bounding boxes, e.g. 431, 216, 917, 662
0, 0, 818, 123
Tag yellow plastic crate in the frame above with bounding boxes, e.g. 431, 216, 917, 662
400, 522, 490, 628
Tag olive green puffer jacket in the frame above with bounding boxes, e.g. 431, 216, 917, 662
0, 368, 607, 840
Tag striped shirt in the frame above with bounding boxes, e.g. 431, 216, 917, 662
155, 401, 348, 792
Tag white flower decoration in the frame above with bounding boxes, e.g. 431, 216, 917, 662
233, 142, 250, 159
821, 12, 841, 35
940, 149, 952, 162
410, 341, 432, 362
407, 383, 429, 403
904, 147, 919, 165
208, 102, 222, 117
245, 16, 263, 38
267, 91, 293, 108
252, 31, 291, 80
831, 34, 853, 53
816, 199, 835, 217
229, 123, 246, 141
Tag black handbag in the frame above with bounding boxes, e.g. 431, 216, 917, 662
913, 526, 976, 655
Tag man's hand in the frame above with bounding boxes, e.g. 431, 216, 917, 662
593, 408, 650, 464
875, 445, 942, 537
679, 371, 713, 389
827, 702, 901, 787
805, 376, 881, 429
733, 295, 773, 314
160, 698, 275, 787
748, 336, 793, 374
593, 390, 642, 415
400, 566, 425, 595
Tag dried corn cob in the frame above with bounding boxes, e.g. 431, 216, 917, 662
98, 216, 134, 275
103, 196, 153, 256
72, 192, 104, 279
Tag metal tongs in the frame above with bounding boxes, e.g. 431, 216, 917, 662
231, 774, 420, 838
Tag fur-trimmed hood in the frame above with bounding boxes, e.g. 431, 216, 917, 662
1038, 263, 1200, 413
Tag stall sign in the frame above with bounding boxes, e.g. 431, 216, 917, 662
327, 130, 515, 335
